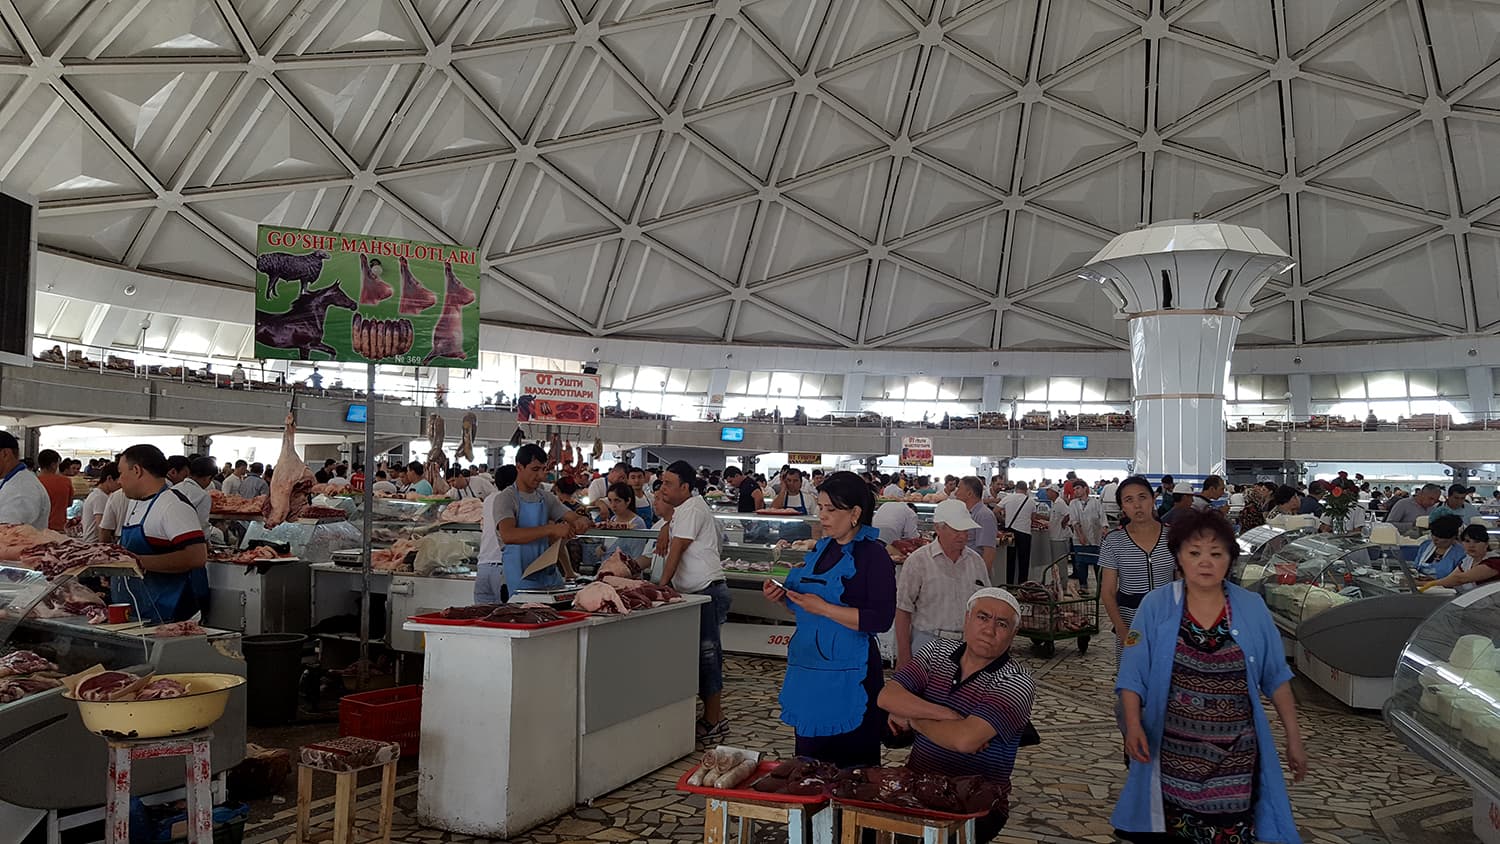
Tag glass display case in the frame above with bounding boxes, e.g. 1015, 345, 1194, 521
1239, 535, 1419, 634
1387, 581, 1500, 842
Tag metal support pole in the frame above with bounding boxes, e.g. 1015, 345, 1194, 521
359, 363, 375, 688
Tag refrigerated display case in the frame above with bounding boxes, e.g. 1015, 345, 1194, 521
0, 568, 246, 810
1244, 534, 1448, 708
1386, 582, 1500, 843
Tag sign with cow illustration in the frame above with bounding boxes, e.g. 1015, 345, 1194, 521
517, 370, 601, 427
253, 225, 480, 368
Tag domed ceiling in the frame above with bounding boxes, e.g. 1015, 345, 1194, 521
6, 0, 1500, 351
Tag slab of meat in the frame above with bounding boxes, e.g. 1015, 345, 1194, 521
0, 524, 67, 561
371, 537, 421, 572
457, 412, 476, 462
438, 604, 502, 620
0, 675, 61, 704
358, 253, 393, 305
212, 546, 278, 564
210, 492, 268, 517
439, 498, 482, 523
483, 604, 565, 625
298, 505, 349, 521
152, 621, 207, 638
77, 670, 140, 701
573, 581, 628, 614
420, 261, 475, 365
264, 412, 316, 528
31, 579, 107, 622
135, 678, 189, 700
20, 540, 135, 580
396, 256, 437, 314
600, 577, 683, 611
0, 650, 57, 678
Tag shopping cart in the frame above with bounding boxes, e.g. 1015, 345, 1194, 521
1006, 557, 1100, 657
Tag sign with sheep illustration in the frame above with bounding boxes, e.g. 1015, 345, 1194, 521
253, 224, 480, 368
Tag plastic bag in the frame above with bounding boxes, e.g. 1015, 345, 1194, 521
414, 532, 473, 576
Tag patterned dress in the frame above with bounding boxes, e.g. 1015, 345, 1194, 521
1158, 602, 1257, 843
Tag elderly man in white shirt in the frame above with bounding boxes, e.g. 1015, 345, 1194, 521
895, 499, 991, 668
873, 500, 920, 543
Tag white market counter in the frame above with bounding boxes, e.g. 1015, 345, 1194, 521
405, 594, 707, 838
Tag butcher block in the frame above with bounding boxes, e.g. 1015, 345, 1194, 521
405, 595, 707, 838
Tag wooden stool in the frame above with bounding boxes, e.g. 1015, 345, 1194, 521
704, 795, 834, 844
296, 736, 399, 844
838, 804, 976, 844
105, 730, 214, 844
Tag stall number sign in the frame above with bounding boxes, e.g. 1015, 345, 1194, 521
900, 436, 934, 467
787, 452, 822, 465
518, 370, 601, 426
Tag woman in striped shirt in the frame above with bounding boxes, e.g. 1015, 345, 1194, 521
1100, 476, 1177, 657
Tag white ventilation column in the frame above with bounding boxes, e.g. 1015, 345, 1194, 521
1078, 222, 1294, 484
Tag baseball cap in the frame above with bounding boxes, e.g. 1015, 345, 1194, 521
1449, 484, 1475, 496
967, 587, 1022, 619
933, 498, 980, 531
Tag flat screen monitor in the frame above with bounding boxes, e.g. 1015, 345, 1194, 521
346, 404, 367, 424
1062, 435, 1088, 450
720, 426, 745, 442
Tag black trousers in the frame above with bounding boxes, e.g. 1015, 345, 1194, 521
1006, 532, 1032, 585
975, 809, 1009, 842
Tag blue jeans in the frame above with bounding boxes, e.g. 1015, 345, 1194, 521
474, 563, 505, 604
1071, 544, 1100, 589
695, 580, 732, 700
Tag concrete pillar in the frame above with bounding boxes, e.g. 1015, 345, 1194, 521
981, 375, 1003, 413
1078, 222, 1294, 484
1288, 373, 1312, 421
182, 434, 213, 457
1467, 366, 1494, 421
842, 373, 866, 414
705, 368, 731, 419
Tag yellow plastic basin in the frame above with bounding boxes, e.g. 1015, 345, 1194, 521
65, 673, 244, 740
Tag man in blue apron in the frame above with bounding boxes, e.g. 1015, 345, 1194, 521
770, 468, 813, 541
495, 444, 593, 599
110, 445, 209, 624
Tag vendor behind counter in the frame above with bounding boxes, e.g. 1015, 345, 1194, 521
111, 444, 209, 624
0, 432, 51, 531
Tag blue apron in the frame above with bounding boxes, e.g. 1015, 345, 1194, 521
111, 487, 199, 624
502, 494, 564, 595
779, 525, 878, 737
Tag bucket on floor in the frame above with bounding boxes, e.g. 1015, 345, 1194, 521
241, 633, 307, 726
340, 685, 422, 757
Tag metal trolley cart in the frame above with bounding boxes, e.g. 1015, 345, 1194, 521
1008, 559, 1100, 657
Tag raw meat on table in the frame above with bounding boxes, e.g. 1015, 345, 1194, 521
30, 579, 106, 622
0, 524, 67, 561
439, 498, 482, 523
20, 540, 135, 579
0, 674, 61, 703
210, 491, 268, 517
135, 678, 188, 700
573, 581, 627, 614
76, 670, 141, 701
152, 621, 207, 638
0, 650, 57, 679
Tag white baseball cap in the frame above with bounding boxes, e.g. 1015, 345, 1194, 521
933, 498, 980, 531
967, 587, 1022, 619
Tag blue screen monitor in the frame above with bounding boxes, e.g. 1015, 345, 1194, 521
346, 404, 367, 424
720, 426, 745, 442
1061, 435, 1088, 450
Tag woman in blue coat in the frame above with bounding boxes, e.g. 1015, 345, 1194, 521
1114, 508, 1307, 843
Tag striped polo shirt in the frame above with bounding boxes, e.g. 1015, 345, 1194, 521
892, 639, 1035, 793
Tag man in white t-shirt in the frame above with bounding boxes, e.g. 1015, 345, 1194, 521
1100, 478, 1120, 517
657, 460, 730, 744
587, 462, 629, 509
98, 487, 131, 543
873, 500, 920, 543
166, 456, 213, 531
996, 481, 1035, 584
882, 475, 903, 499
221, 460, 249, 496
0, 432, 50, 531
465, 469, 497, 499
1065, 479, 1107, 595
81, 461, 122, 542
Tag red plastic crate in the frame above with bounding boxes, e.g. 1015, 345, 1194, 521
339, 685, 422, 757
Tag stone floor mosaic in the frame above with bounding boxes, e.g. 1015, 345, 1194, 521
245, 629, 1480, 844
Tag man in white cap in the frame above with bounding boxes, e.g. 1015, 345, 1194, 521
894, 499, 992, 668
879, 587, 1036, 843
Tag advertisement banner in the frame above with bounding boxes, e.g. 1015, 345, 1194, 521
518, 370, 601, 426
900, 436, 934, 467
254, 225, 480, 368
787, 453, 823, 465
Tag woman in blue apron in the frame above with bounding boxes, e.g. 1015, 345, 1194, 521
772, 469, 814, 542
764, 471, 896, 767
110, 445, 209, 625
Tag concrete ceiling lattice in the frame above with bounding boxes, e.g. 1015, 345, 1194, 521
7, 0, 1500, 352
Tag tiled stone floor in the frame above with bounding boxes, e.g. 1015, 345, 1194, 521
246, 629, 1479, 843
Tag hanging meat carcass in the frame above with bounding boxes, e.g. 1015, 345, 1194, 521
264, 412, 316, 528
425, 413, 450, 496
457, 412, 477, 462
562, 438, 573, 467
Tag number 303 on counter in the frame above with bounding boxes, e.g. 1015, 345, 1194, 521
766, 634, 792, 646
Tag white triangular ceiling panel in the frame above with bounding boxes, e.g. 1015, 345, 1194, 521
481, 275, 584, 332
1167, 84, 1285, 174
1037, 0, 1138, 78
1423, 0, 1500, 94
1318, 237, 1466, 330
945, 0, 1038, 80
497, 239, 620, 324
886, 158, 997, 239
377, 74, 511, 170
815, 0, 918, 70
645, 202, 758, 281
685, 21, 792, 112
1004, 213, 1108, 295
1154, 38, 1268, 128
69, 70, 240, 183
1152, 153, 1273, 221
382, 160, 513, 248
445, 0, 573, 45
454, 44, 570, 138
634, 300, 733, 340
1019, 103, 1132, 190
891, 311, 995, 349
1282, 0, 1380, 55
277, 64, 422, 167
604, 243, 725, 326
489, 163, 616, 256
894, 211, 1007, 293
689, 93, 793, 181
343, 192, 443, 244
1046, 42, 1147, 131
1463, 232, 1500, 329
1301, 2, 1426, 96
0, 89, 151, 201
742, 0, 831, 70
747, 203, 863, 280
1237, 301, 1295, 345
603, 14, 710, 109
1301, 300, 1431, 343
916, 106, 1022, 190
909, 47, 1013, 135
784, 157, 893, 241
864, 261, 987, 339
1288, 78, 1417, 170
36, 209, 153, 262
539, 48, 659, 140
1171, 0, 1277, 59
756, 261, 867, 340
640, 135, 756, 221
1313, 121, 1449, 214
1031, 154, 1143, 234
1000, 308, 1112, 349
1295, 193, 1435, 280
289, 0, 424, 54
139, 214, 248, 282
776, 96, 886, 181
190, 186, 350, 251
545, 131, 658, 219
74, 0, 240, 58
187, 81, 347, 188
821, 47, 920, 136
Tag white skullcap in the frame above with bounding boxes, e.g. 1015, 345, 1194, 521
967, 587, 1022, 619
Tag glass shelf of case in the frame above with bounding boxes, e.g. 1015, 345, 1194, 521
1387, 582, 1500, 799
1242, 534, 1421, 635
